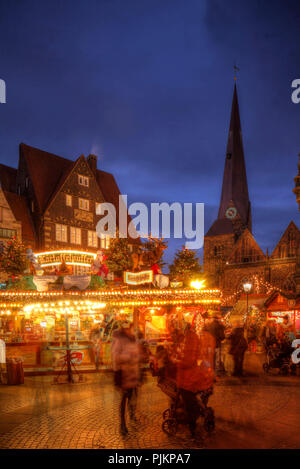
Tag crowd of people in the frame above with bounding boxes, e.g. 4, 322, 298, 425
102, 313, 297, 437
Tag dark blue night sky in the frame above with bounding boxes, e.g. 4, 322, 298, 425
0, 0, 299, 265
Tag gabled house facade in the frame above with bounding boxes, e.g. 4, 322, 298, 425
0, 143, 137, 273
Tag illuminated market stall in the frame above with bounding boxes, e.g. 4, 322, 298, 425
264, 291, 300, 336
0, 287, 221, 374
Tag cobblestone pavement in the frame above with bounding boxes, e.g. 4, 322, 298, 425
0, 372, 300, 449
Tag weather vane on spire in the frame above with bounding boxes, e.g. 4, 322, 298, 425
233, 63, 240, 81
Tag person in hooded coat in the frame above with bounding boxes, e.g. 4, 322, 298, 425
111, 322, 140, 435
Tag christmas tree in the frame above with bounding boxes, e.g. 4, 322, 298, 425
0, 237, 27, 276
169, 246, 202, 285
106, 236, 133, 275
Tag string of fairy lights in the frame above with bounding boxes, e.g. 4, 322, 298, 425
221, 274, 290, 305
0, 288, 221, 316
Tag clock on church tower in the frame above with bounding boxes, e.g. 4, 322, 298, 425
225, 207, 237, 220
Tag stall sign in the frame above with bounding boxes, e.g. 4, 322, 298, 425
58, 351, 84, 365
170, 281, 183, 289
268, 311, 294, 318
124, 270, 153, 285
36, 250, 96, 268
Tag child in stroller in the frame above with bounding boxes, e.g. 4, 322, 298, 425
263, 338, 295, 375
156, 325, 215, 438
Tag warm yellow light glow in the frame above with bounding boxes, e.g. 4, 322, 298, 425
124, 270, 153, 285
190, 280, 206, 290
0, 288, 220, 298
36, 250, 97, 258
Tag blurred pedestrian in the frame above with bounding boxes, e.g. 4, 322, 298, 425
176, 324, 215, 438
206, 315, 225, 374
260, 320, 277, 350
111, 321, 140, 435
89, 326, 102, 371
136, 329, 150, 385
277, 315, 294, 341
229, 321, 248, 377
247, 319, 258, 353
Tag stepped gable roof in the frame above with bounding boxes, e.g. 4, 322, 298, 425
271, 220, 300, 258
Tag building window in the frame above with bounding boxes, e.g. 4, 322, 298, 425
100, 234, 110, 249
78, 175, 89, 187
70, 226, 81, 245
55, 224, 67, 242
66, 194, 72, 207
79, 198, 89, 211
88, 230, 98, 248
25, 177, 29, 188
95, 202, 101, 214
31, 201, 34, 212
0, 228, 16, 239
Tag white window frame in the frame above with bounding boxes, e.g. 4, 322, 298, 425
79, 198, 89, 211
66, 194, 72, 207
88, 230, 98, 248
56, 224, 67, 242
70, 226, 81, 245
78, 175, 89, 187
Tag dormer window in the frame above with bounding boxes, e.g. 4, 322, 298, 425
78, 175, 89, 187
25, 177, 29, 188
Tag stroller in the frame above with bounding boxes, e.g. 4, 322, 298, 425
157, 361, 215, 436
263, 339, 294, 375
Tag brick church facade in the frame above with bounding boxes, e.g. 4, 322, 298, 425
203, 84, 300, 305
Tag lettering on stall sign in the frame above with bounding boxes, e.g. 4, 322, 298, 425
291, 339, 300, 364
124, 270, 153, 285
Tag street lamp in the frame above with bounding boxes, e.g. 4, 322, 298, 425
243, 282, 252, 326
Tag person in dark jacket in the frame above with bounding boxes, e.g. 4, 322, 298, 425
229, 321, 248, 377
206, 316, 225, 374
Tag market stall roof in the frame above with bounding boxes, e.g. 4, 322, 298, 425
0, 288, 221, 312
264, 290, 300, 311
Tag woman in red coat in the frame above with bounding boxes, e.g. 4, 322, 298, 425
176, 325, 215, 437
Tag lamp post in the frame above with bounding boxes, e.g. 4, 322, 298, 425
243, 282, 252, 327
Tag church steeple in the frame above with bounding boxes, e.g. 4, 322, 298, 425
217, 84, 251, 233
